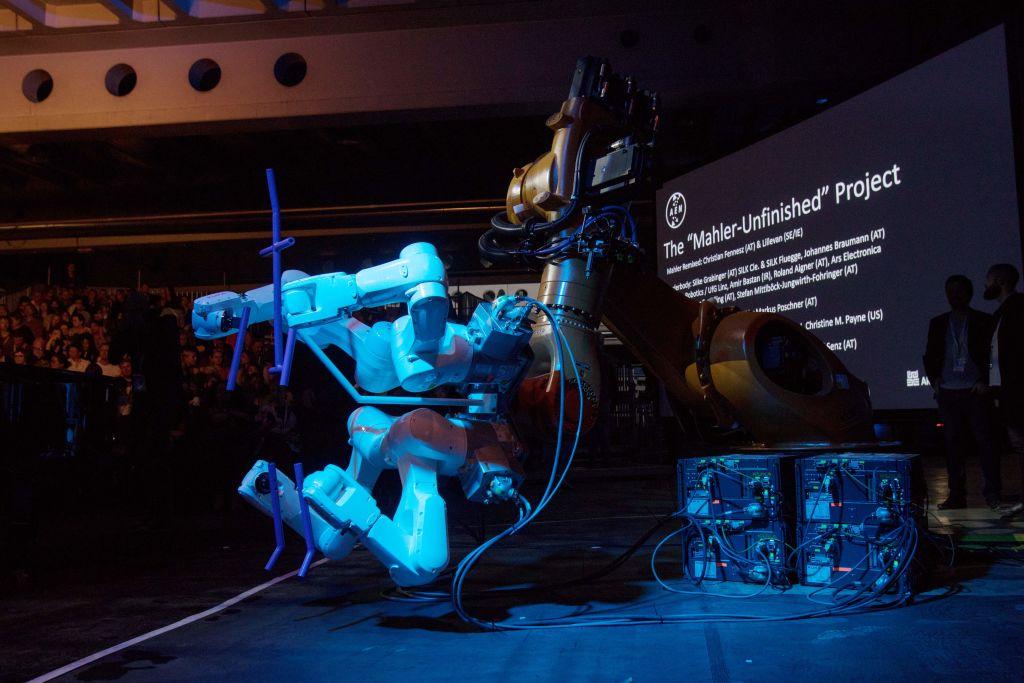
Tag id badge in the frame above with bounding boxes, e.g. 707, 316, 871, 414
954, 356, 967, 373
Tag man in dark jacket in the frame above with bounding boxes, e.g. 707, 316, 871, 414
983, 263, 1024, 518
924, 274, 997, 509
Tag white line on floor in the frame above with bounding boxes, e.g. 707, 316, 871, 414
26, 558, 330, 683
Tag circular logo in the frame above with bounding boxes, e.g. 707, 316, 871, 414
665, 192, 686, 229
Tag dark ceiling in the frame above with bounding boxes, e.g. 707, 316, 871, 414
0, 0, 1020, 287
0, 116, 548, 219
0, 1, 1018, 221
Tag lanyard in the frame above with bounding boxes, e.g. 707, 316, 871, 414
950, 315, 968, 357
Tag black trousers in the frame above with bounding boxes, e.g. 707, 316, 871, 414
936, 388, 1000, 500
996, 390, 1024, 497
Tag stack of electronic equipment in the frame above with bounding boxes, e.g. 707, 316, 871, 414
794, 453, 924, 597
677, 453, 924, 599
677, 454, 796, 588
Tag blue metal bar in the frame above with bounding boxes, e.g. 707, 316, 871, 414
258, 237, 295, 258
297, 329, 481, 407
294, 462, 316, 578
264, 462, 286, 571
280, 327, 297, 387
264, 168, 285, 371
261, 169, 295, 380
226, 306, 251, 392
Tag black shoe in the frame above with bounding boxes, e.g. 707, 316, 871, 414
998, 502, 1023, 520
937, 497, 966, 510
985, 496, 1003, 511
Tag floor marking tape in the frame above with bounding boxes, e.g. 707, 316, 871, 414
27, 558, 329, 683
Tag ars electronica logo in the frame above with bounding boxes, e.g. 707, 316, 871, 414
665, 191, 686, 229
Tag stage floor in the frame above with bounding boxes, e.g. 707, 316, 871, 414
2, 457, 1022, 682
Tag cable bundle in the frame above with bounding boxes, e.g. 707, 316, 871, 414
383, 334, 924, 630
651, 464, 921, 619
449, 297, 584, 628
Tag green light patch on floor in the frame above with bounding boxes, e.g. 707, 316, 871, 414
958, 531, 1024, 546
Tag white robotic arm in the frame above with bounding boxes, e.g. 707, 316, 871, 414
209, 242, 535, 586
277, 242, 449, 346
193, 242, 447, 352
195, 243, 504, 395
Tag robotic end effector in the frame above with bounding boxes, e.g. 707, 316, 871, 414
192, 269, 311, 340
502, 56, 659, 229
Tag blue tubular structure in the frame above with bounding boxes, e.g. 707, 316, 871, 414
293, 462, 317, 577
450, 297, 583, 626
226, 306, 251, 391
280, 328, 297, 387
259, 168, 296, 381
264, 461, 286, 571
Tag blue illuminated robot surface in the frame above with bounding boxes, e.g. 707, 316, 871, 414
194, 239, 542, 586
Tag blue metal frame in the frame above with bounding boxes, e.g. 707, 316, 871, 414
293, 462, 317, 578
264, 461, 286, 571
226, 306, 251, 392
260, 168, 296, 382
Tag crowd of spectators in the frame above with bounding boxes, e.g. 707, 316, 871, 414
1, 285, 132, 378
0, 268, 306, 470
0, 267, 334, 590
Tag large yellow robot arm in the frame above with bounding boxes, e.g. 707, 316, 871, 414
482, 57, 874, 447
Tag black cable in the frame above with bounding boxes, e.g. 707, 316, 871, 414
382, 509, 685, 604
489, 211, 530, 234
478, 127, 603, 263
425, 503, 921, 629
490, 516, 919, 629
391, 462, 922, 628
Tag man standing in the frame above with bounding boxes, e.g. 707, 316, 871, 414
983, 264, 1024, 518
924, 275, 998, 509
